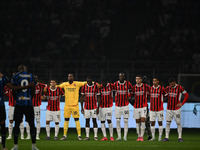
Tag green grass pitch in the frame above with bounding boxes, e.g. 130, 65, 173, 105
4, 128, 200, 150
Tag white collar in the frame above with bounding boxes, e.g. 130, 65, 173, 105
87, 84, 94, 87
136, 83, 143, 87
50, 87, 57, 91
153, 85, 160, 89
118, 80, 126, 85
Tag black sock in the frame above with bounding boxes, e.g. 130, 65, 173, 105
0, 123, 6, 148
13, 122, 20, 145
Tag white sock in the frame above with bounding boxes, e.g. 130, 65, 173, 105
85, 127, 90, 138
136, 123, 141, 137
101, 123, 106, 137
8, 122, 13, 137
94, 128, 98, 137
116, 119, 121, 138
36, 119, 41, 137
108, 123, 113, 137
165, 122, 171, 139
20, 122, 24, 137
151, 126, 155, 139
14, 144, 18, 149
177, 124, 182, 139
32, 143, 36, 148
124, 119, 128, 138
46, 124, 50, 137
141, 122, 145, 137
26, 122, 30, 137
159, 126, 163, 138
55, 124, 59, 137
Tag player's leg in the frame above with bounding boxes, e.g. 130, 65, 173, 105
45, 110, 52, 140
145, 109, 152, 140
140, 107, 147, 141
115, 106, 122, 140
149, 111, 156, 141
61, 106, 71, 140
13, 106, 24, 150
7, 106, 14, 139
34, 106, 41, 140
174, 109, 183, 142
26, 122, 31, 139
157, 111, 164, 141
92, 109, 98, 141
19, 121, 24, 140
163, 110, 173, 141
72, 105, 81, 140
25, 106, 37, 150
134, 108, 141, 141
106, 107, 114, 141
122, 106, 129, 141
54, 111, 61, 140
54, 122, 59, 140
100, 107, 107, 140
0, 106, 7, 149
83, 109, 90, 140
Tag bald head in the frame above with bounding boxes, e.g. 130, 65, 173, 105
18, 65, 27, 72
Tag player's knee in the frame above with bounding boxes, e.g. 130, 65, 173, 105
86, 119, 90, 123
107, 120, 112, 124
55, 122, 59, 125
92, 118, 97, 123
65, 118, 70, 121
124, 118, 128, 123
36, 119, 40, 124
158, 121, 162, 126
175, 120, 181, 125
116, 118, 121, 123
46, 121, 50, 124
141, 117, 146, 122
136, 119, 140, 123
74, 118, 79, 121
10, 120, 14, 124
151, 121, 155, 126
101, 121, 105, 124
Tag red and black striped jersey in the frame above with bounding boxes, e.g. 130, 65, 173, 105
149, 85, 167, 111
4, 86, 16, 106
113, 80, 132, 107
44, 87, 64, 111
32, 83, 46, 107
99, 83, 113, 108
166, 84, 187, 110
132, 83, 150, 108
81, 83, 100, 110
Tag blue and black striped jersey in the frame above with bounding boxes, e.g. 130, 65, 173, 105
12, 71, 35, 106
0, 76, 9, 106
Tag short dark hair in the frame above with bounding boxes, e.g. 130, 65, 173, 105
102, 77, 108, 82
136, 74, 142, 79
153, 75, 160, 81
50, 78, 56, 82
68, 73, 74, 76
168, 77, 176, 83
119, 72, 125, 76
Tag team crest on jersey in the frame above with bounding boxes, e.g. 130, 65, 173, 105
74, 84, 76, 86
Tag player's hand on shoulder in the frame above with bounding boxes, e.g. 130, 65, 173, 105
43, 87, 47, 93
177, 103, 182, 108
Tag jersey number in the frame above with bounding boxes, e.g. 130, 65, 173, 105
21, 79, 29, 92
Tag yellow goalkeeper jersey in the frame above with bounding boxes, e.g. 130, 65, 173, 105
57, 81, 87, 106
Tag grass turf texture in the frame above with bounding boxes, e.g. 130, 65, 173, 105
4, 128, 200, 150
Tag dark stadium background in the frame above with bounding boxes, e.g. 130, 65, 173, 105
0, 0, 200, 115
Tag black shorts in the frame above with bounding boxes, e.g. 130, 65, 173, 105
14, 105, 35, 123
0, 106, 6, 121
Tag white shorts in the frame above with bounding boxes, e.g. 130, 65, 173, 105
46, 110, 61, 122
166, 109, 181, 123
150, 110, 164, 122
34, 106, 41, 120
84, 109, 97, 119
133, 107, 147, 119
8, 106, 15, 120
115, 105, 129, 119
98, 107, 112, 121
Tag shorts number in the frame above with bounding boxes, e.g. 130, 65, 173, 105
107, 113, 111, 116
57, 115, 60, 119
176, 114, 180, 118
160, 114, 163, 117
21, 79, 28, 92
94, 110, 96, 114
73, 111, 78, 115
124, 110, 129, 115
144, 110, 147, 114
36, 111, 40, 116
